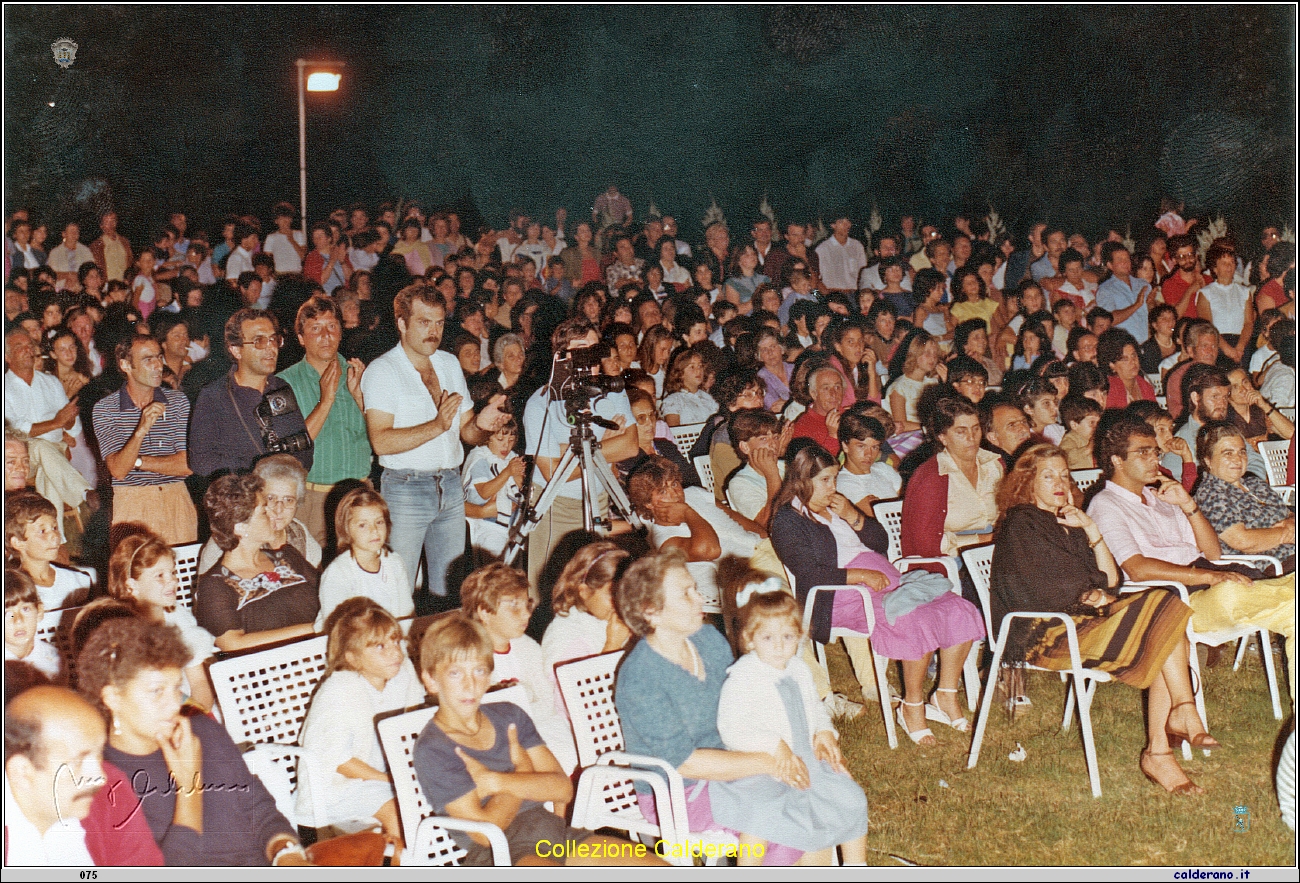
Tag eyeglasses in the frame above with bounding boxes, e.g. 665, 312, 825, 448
498, 597, 536, 615
1126, 446, 1162, 460
239, 334, 282, 350
265, 495, 298, 509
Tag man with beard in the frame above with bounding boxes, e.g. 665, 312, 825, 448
1175, 364, 1268, 480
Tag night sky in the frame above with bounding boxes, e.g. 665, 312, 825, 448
4, 5, 1295, 244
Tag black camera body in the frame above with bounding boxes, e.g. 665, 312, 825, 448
545, 345, 624, 423
256, 389, 314, 457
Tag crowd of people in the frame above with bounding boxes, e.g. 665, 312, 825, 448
4, 191, 1296, 865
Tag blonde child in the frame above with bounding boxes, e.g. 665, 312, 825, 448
461, 563, 577, 773
461, 419, 525, 558
411, 614, 664, 867
299, 598, 425, 849
5, 491, 91, 610
717, 590, 868, 866
108, 531, 217, 712
4, 567, 61, 679
315, 487, 413, 630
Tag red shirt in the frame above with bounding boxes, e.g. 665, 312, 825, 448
790, 406, 842, 455
1160, 272, 1199, 318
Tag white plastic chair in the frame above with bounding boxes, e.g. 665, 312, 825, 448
783, 561, 978, 751
34, 604, 80, 680
208, 635, 354, 830
554, 652, 724, 866
376, 686, 526, 866
670, 421, 707, 460
960, 543, 1189, 798
693, 455, 715, 495
1258, 440, 1295, 504
171, 542, 202, 610
1070, 469, 1102, 495
869, 499, 978, 711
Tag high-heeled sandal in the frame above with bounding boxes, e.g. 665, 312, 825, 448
897, 700, 935, 745
924, 687, 971, 733
1165, 701, 1221, 750
1140, 749, 1204, 795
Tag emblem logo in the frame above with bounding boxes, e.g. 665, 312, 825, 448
51, 37, 78, 69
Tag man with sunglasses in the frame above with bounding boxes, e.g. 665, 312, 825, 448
189, 307, 312, 479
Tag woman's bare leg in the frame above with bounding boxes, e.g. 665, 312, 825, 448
736, 834, 765, 867
839, 835, 867, 864
795, 847, 834, 866
934, 641, 973, 721
901, 657, 935, 744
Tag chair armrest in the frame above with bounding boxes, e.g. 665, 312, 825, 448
412, 816, 510, 866
802, 584, 877, 635
996, 611, 1085, 670
897, 556, 962, 592
1121, 580, 1190, 603
1221, 554, 1283, 578
596, 751, 688, 842
573, 764, 675, 838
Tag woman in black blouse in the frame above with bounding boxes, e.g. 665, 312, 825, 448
991, 443, 1215, 794
194, 472, 319, 652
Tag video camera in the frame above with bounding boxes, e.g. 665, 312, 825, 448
545, 343, 624, 421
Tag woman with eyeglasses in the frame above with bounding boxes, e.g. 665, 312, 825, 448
197, 455, 320, 574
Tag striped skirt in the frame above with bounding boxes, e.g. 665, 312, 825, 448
1025, 589, 1192, 689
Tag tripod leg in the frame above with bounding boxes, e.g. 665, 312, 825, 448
587, 445, 642, 530
502, 446, 579, 566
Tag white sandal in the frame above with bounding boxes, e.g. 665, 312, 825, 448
925, 687, 971, 733
897, 699, 935, 744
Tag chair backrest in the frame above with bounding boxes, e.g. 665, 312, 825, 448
377, 686, 526, 851
553, 651, 625, 768
1070, 469, 1102, 494
959, 543, 997, 642
1258, 440, 1290, 488
874, 498, 904, 562
209, 635, 329, 746
34, 605, 81, 680
671, 422, 706, 460
693, 455, 715, 494
171, 542, 202, 610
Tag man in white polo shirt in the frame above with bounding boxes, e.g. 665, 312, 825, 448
361, 283, 508, 599
522, 318, 639, 594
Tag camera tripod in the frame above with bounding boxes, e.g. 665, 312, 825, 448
501, 408, 641, 567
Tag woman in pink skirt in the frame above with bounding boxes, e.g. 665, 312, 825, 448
770, 445, 985, 746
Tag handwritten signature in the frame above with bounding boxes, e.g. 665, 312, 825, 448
54, 763, 250, 829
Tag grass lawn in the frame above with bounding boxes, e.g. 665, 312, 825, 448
827, 640, 1296, 867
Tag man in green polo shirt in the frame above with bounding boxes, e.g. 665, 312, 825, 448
278, 295, 372, 545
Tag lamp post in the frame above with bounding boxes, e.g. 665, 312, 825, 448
296, 59, 342, 240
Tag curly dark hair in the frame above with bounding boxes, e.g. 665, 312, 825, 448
76, 617, 190, 725
203, 472, 265, 553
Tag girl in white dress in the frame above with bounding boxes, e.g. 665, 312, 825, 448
299, 597, 425, 848
717, 589, 869, 865
108, 531, 217, 712
315, 487, 412, 630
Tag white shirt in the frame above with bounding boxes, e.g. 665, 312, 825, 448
727, 461, 785, 520
225, 245, 254, 280
5, 638, 61, 679
315, 550, 413, 630
661, 389, 718, 425
5, 369, 82, 442
522, 387, 634, 500
1198, 281, 1250, 337
718, 652, 834, 754
648, 486, 761, 604
493, 637, 578, 773
836, 461, 902, 504
462, 445, 521, 522
361, 346, 472, 471
857, 263, 912, 292
815, 235, 868, 290
263, 230, 305, 273
4, 773, 95, 866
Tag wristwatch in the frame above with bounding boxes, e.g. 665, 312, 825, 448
134, 456, 143, 470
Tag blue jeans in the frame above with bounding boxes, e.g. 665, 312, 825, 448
381, 467, 465, 598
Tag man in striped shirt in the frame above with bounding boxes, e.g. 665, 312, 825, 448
92, 334, 197, 544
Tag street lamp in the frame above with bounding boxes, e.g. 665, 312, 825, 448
296, 59, 343, 241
